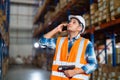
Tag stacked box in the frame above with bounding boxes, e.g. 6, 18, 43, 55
116, 48, 120, 64
98, 0, 111, 23
82, 13, 90, 28
94, 10, 99, 23
90, 3, 98, 25
59, 0, 67, 8
111, 7, 120, 19
66, 0, 72, 3
108, 54, 112, 65
0, 23, 5, 36
90, 3, 98, 15
98, 0, 103, 2
55, 3, 61, 14
46, 53, 54, 71
91, 14, 96, 25
110, 0, 120, 20
44, 11, 54, 25
0, 10, 3, 25
44, 11, 53, 20
110, 0, 120, 11
2, 58, 9, 77
0, 19, 2, 24
36, 54, 43, 68
55, 0, 68, 14
0, 10, 2, 16
5, 32, 9, 46
2, 15, 6, 21
0, 9, 8, 45
38, 23, 43, 31
98, 1, 103, 8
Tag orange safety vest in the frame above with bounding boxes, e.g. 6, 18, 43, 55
50, 37, 90, 80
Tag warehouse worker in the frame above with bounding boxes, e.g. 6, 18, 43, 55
39, 15, 98, 80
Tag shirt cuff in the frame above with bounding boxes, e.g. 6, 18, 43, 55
81, 64, 98, 74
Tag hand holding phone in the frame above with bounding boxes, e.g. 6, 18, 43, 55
62, 26, 67, 31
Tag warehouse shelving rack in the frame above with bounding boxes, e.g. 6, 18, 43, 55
0, 0, 10, 79
33, 0, 120, 79
33, 0, 90, 37
86, 18, 120, 66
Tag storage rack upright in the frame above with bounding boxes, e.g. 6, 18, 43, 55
0, 0, 10, 79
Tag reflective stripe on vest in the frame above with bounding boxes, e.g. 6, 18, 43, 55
76, 38, 85, 64
53, 61, 84, 68
52, 71, 89, 80
51, 37, 89, 80
56, 37, 66, 61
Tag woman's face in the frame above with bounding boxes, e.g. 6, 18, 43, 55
67, 18, 82, 32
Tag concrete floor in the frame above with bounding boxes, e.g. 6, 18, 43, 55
4, 65, 51, 80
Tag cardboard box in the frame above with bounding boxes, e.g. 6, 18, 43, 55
95, 10, 99, 17
59, 0, 67, 8
94, 18, 98, 23
2, 15, 6, 21
98, 16, 102, 22
102, 2, 110, 9
83, 13, 90, 19
103, 8, 110, 14
98, 0, 103, 2
0, 10, 2, 16
90, 3, 98, 10
108, 54, 112, 65
98, 11, 103, 17
98, 6, 104, 11
55, 3, 61, 14
111, 7, 120, 17
86, 19, 90, 27
98, 1, 103, 7
90, 9, 97, 15
91, 20, 95, 25
110, 0, 120, 11
0, 19, 3, 25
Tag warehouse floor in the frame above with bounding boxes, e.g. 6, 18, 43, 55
4, 65, 51, 80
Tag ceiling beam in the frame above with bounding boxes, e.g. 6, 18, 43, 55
10, 0, 37, 5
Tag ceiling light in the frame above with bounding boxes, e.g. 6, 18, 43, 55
34, 42, 39, 48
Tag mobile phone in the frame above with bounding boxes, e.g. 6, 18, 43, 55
62, 26, 67, 31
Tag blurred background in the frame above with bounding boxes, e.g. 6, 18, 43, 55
0, 0, 120, 80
